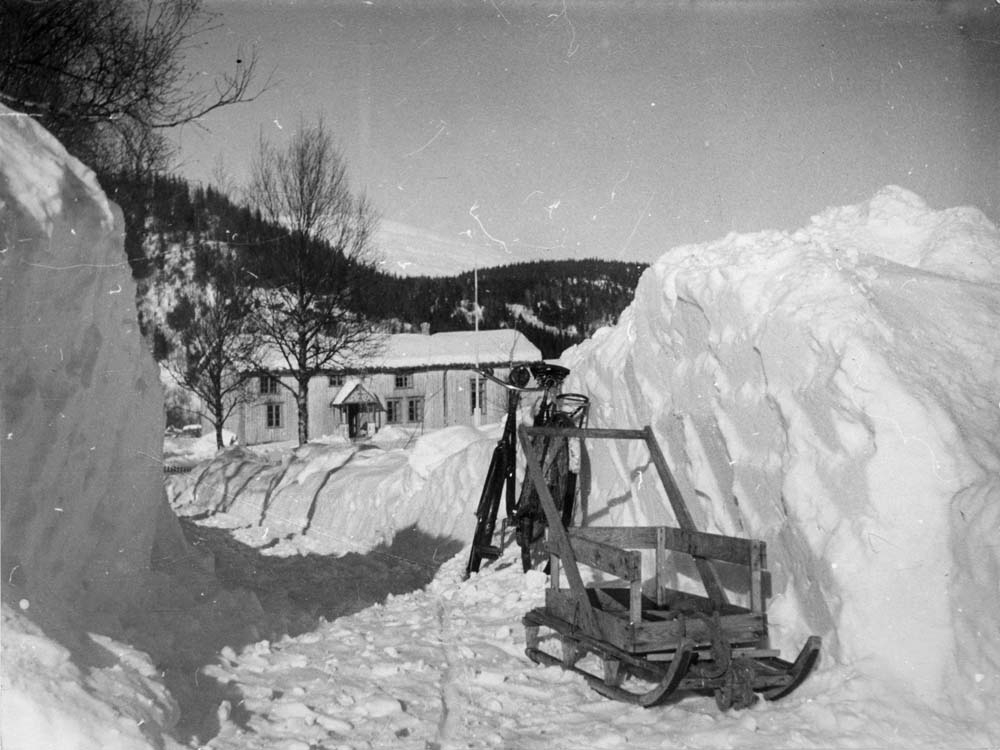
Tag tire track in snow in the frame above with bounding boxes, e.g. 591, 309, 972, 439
430, 598, 460, 749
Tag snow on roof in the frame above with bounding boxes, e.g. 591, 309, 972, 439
259, 329, 541, 373
369, 329, 540, 371
330, 378, 382, 407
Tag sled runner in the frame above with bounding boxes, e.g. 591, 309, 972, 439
518, 424, 821, 710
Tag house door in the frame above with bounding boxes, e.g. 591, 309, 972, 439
347, 404, 361, 438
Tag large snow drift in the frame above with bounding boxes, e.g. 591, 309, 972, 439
0, 105, 172, 616
1, 106, 191, 749
562, 185, 1000, 708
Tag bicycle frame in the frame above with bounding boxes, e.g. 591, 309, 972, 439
464, 363, 589, 578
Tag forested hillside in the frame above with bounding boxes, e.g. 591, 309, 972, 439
99, 171, 274, 281
103, 171, 645, 359
356, 260, 646, 357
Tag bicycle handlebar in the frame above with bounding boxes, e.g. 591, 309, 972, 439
471, 367, 544, 393
470, 362, 571, 393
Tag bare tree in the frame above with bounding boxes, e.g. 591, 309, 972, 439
0, 0, 263, 170
246, 117, 383, 445
163, 246, 259, 449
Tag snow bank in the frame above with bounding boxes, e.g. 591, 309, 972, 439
1, 604, 183, 750
562, 186, 1000, 709
0, 106, 191, 747
0, 105, 171, 614
167, 424, 501, 554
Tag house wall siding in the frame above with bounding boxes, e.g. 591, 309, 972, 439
242, 377, 299, 445
229, 365, 526, 445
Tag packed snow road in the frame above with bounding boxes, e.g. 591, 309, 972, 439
192, 547, 987, 750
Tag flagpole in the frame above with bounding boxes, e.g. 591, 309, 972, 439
474, 262, 481, 426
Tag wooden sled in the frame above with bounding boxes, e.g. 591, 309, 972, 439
517, 424, 821, 710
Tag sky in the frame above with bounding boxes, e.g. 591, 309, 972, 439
170, 0, 1000, 266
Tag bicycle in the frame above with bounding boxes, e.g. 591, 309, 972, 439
464, 362, 589, 578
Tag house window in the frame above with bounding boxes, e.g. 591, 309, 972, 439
328, 373, 345, 388
386, 399, 402, 424
265, 403, 282, 429
407, 397, 424, 423
395, 372, 413, 389
259, 375, 280, 395
469, 377, 487, 417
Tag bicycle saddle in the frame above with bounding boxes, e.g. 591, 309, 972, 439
529, 362, 570, 388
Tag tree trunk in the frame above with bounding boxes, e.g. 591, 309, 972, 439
209, 389, 226, 449
296, 375, 310, 446
209, 368, 226, 449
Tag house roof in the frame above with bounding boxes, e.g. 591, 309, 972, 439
259, 329, 541, 374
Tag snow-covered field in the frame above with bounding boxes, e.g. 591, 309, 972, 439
3, 100, 998, 750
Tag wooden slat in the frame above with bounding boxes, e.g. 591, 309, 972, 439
545, 588, 634, 651
571, 526, 759, 566
570, 526, 657, 548
761, 569, 772, 601
655, 588, 748, 615
662, 527, 754, 565
630, 579, 643, 625
642, 426, 728, 607
523, 425, 649, 441
656, 526, 667, 607
544, 589, 766, 654
749, 539, 764, 616
519, 426, 600, 637
630, 612, 767, 653
547, 536, 641, 582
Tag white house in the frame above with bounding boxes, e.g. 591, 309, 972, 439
231, 329, 542, 445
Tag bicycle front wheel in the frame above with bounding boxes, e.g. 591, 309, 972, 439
515, 413, 576, 572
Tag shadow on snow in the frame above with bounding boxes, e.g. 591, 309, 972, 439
154, 519, 464, 745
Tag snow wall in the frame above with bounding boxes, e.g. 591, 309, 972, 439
1, 107, 191, 747
562, 185, 1000, 710
0, 105, 172, 616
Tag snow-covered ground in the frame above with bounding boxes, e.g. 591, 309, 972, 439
3, 108, 999, 750
164, 554, 999, 750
